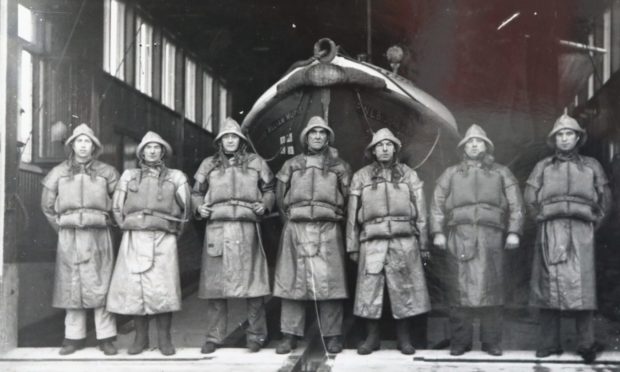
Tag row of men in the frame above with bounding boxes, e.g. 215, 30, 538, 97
41, 113, 610, 363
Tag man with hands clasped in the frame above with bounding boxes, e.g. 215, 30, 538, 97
192, 118, 275, 354
430, 124, 524, 357
346, 128, 431, 355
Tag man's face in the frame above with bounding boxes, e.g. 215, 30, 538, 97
221, 133, 241, 153
142, 143, 163, 162
307, 127, 328, 151
72, 135, 94, 161
555, 129, 579, 152
372, 139, 396, 163
464, 137, 487, 159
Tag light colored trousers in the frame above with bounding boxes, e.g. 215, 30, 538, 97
65, 307, 117, 340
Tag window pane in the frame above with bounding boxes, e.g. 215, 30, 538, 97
135, 16, 153, 96
103, 0, 125, 80
202, 72, 213, 131
162, 38, 176, 109
17, 4, 34, 43
219, 85, 228, 123
18, 50, 33, 163
184, 58, 196, 121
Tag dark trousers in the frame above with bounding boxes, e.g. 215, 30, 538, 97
538, 309, 594, 351
280, 299, 343, 337
205, 297, 267, 345
450, 306, 502, 348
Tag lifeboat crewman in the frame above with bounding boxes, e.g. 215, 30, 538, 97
41, 124, 120, 355
192, 118, 275, 353
106, 131, 191, 356
430, 124, 524, 357
525, 114, 611, 363
347, 128, 430, 355
274, 116, 351, 354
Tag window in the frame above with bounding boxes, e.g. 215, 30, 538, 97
184, 57, 196, 121
17, 4, 34, 43
185, 58, 196, 121
161, 37, 176, 109
219, 85, 229, 122
135, 16, 153, 96
202, 71, 213, 131
18, 50, 33, 163
103, 0, 126, 80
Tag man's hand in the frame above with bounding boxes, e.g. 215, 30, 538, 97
198, 204, 212, 219
252, 202, 266, 216
433, 233, 447, 250
505, 233, 520, 250
349, 252, 359, 262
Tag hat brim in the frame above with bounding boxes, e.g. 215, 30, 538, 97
546, 128, 587, 149
364, 139, 401, 159
457, 135, 494, 154
214, 130, 248, 143
136, 140, 173, 159
65, 133, 103, 157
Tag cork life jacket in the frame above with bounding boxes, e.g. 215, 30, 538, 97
357, 165, 417, 240
203, 163, 263, 221
283, 155, 345, 222
444, 165, 507, 230
537, 160, 598, 222
56, 173, 111, 228
122, 170, 184, 233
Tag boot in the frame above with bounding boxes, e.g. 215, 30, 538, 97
396, 319, 415, 355
98, 337, 118, 356
156, 312, 176, 356
357, 320, 380, 355
276, 334, 297, 354
201, 341, 217, 354
128, 316, 149, 355
59, 338, 85, 355
326, 336, 343, 353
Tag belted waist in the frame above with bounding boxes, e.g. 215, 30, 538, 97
126, 209, 188, 223
288, 200, 343, 215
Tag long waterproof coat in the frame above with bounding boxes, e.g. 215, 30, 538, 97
273, 150, 351, 300
430, 159, 524, 307
106, 166, 190, 315
41, 159, 119, 309
192, 153, 275, 299
347, 162, 430, 319
525, 154, 611, 310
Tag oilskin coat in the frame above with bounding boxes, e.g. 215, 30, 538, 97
347, 162, 430, 319
430, 159, 524, 307
106, 165, 190, 315
192, 153, 275, 299
41, 159, 119, 309
525, 154, 611, 310
274, 148, 351, 300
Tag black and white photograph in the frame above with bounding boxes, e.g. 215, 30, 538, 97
1, 0, 620, 371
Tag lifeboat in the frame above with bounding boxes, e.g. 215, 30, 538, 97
241, 38, 460, 180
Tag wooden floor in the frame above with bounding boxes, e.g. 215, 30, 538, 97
2, 347, 620, 372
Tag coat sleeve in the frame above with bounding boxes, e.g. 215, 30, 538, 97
590, 158, 612, 225
338, 160, 352, 198
191, 158, 214, 218
258, 158, 276, 213
174, 172, 192, 234
346, 172, 363, 253
524, 160, 546, 220
429, 168, 452, 236
40, 187, 59, 232
500, 167, 525, 235
406, 168, 429, 251
112, 170, 131, 228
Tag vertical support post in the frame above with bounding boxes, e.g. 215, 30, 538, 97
0, 0, 18, 353
366, 0, 372, 63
